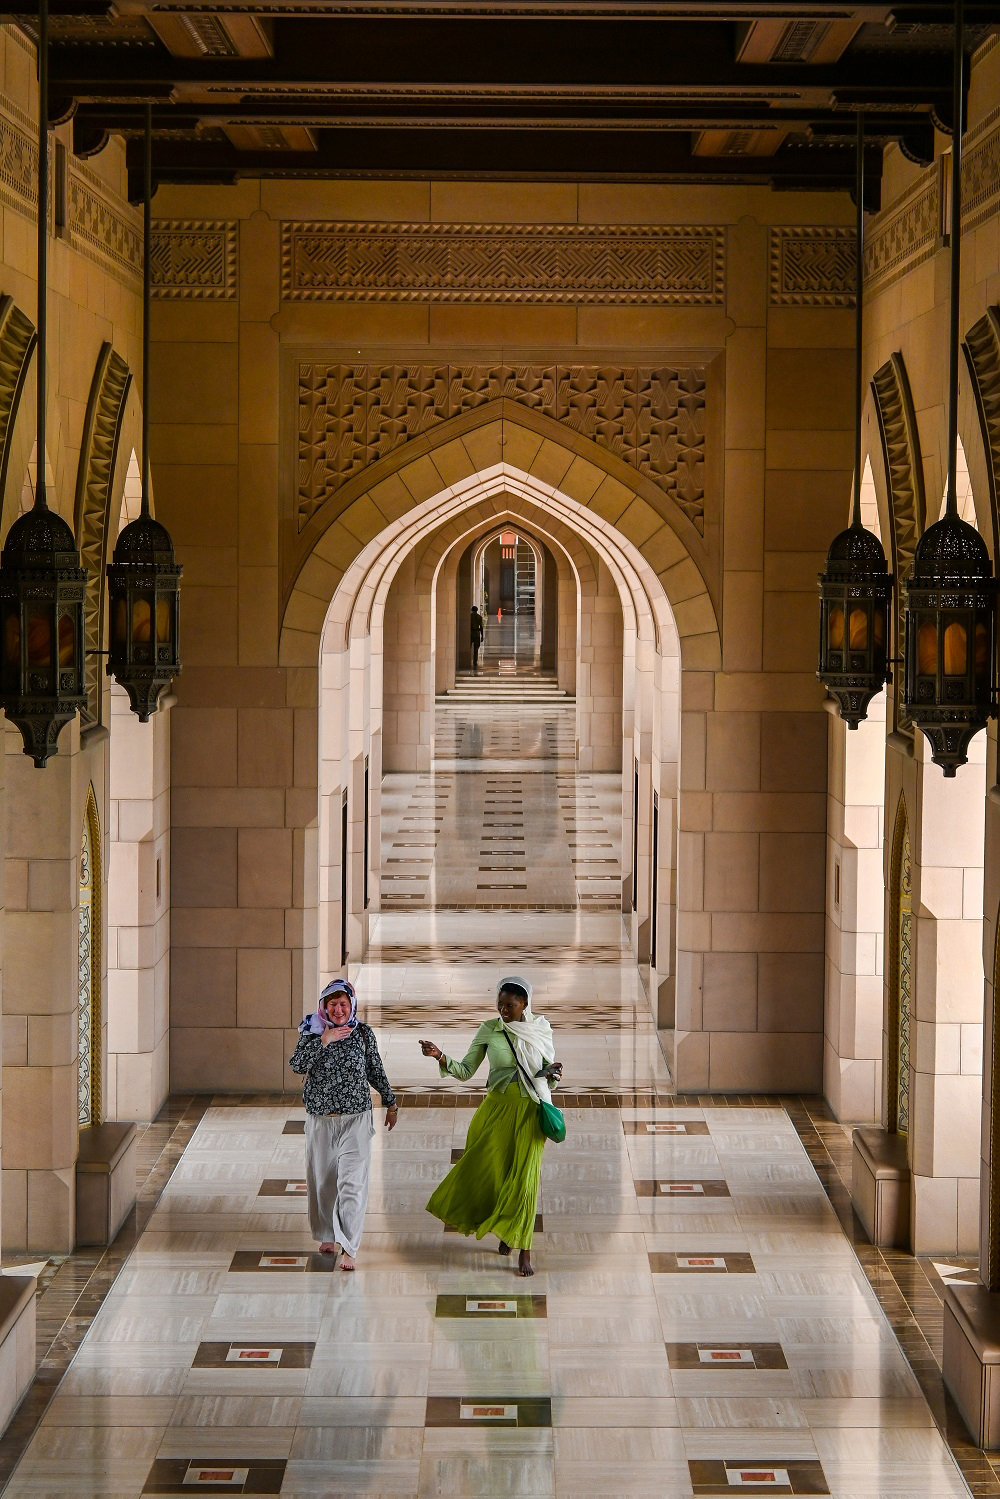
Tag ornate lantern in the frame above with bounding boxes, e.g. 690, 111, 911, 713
903, 517, 996, 775
106, 513, 181, 719
902, 0, 998, 775
106, 105, 182, 717
0, 0, 87, 767
817, 110, 893, 727
818, 523, 892, 727
0, 507, 87, 766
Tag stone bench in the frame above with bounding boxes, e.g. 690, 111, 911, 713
943, 1283, 1000, 1448
75, 1122, 138, 1248
851, 1126, 910, 1248
0, 1275, 36, 1435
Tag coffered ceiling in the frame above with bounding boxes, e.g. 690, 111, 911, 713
14, 1, 999, 203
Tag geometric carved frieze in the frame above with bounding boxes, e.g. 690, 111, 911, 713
0, 294, 37, 505
150, 220, 239, 300
282, 222, 726, 305
298, 361, 706, 534
0, 96, 37, 221
66, 160, 143, 287
864, 170, 939, 298
768, 227, 856, 307
75, 344, 132, 725
871, 352, 925, 735
964, 108, 1000, 235
964, 306, 1000, 558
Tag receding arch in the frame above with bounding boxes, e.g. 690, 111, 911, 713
281, 410, 718, 672
871, 355, 925, 734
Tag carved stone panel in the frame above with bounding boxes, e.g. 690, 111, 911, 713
282, 222, 725, 304
872, 353, 925, 735
0, 295, 36, 506
964, 307, 1000, 558
66, 160, 142, 286
150, 220, 239, 300
75, 344, 132, 725
768, 227, 855, 306
297, 361, 706, 535
864, 171, 939, 297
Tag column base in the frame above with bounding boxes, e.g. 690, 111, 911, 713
943, 1283, 1000, 1449
75, 1122, 138, 1247
851, 1126, 910, 1248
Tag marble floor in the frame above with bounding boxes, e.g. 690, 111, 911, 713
0, 662, 984, 1496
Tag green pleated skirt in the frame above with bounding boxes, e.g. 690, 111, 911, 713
426, 1084, 545, 1250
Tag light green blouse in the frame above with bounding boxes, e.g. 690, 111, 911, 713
440, 1018, 545, 1098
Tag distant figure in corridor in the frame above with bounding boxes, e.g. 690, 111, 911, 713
420, 977, 562, 1277
470, 604, 485, 672
289, 977, 397, 1270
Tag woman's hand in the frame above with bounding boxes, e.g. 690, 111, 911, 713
419, 1040, 443, 1061
385, 1105, 399, 1132
322, 1025, 353, 1046
544, 1062, 563, 1084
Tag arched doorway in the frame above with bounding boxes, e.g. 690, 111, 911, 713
887, 797, 912, 1137
78, 788, 102, 1128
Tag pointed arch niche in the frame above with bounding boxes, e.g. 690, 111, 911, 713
78, 787, 103, 1128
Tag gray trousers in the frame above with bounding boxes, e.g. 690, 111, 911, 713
305, 1110, 375, 1256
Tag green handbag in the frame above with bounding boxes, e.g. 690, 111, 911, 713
503, 1033, 566, 1143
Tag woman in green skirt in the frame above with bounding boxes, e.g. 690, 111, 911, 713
420, 976, 562, 1277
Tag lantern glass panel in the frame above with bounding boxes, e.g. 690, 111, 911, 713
26, 607, 51, 669
943, 619, 967, 676
874, 606, 886, 649
976, 621, 989, 680
849, 606, 868, 650
155, 597, 171, 644
4, 609, 19, 667
828, 604, 845, 651
917, 619, 937, 675
113, 597, 127, 645
132, 598, 152, 643
58, 613, 75, 668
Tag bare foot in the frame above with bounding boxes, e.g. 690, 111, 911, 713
517, 1251, 534, 1277
498, 1240, 511, 1255
339, 1253, 356, 1271
319, 1242, 338, 1255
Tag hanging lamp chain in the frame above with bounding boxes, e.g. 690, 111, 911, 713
947, 0, 964, 521
852, 108, 864, 531
35, 0, 48, 513
141, 102, 152, 520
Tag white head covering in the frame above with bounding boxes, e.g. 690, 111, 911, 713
496, 976, 555, 1105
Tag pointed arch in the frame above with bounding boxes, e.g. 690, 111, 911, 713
887, 796, 913, 1137
0, 295, 36, 519
871, 354, 926, 735
75, 343, 133, 725
78, 787, 103, 1129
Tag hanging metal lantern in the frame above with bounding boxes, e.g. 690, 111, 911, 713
818, 522, 892, 727
0, 506, 87, 766
900, 0, 999, 777
106, 104, 182, 719
106, 512, 181, 720
816, 110, 892, 728
903, 516, 997, 775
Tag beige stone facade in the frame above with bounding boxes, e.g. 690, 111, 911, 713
0, 22, 999, 1281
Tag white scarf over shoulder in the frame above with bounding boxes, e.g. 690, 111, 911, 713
496, 977, 555, 1106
